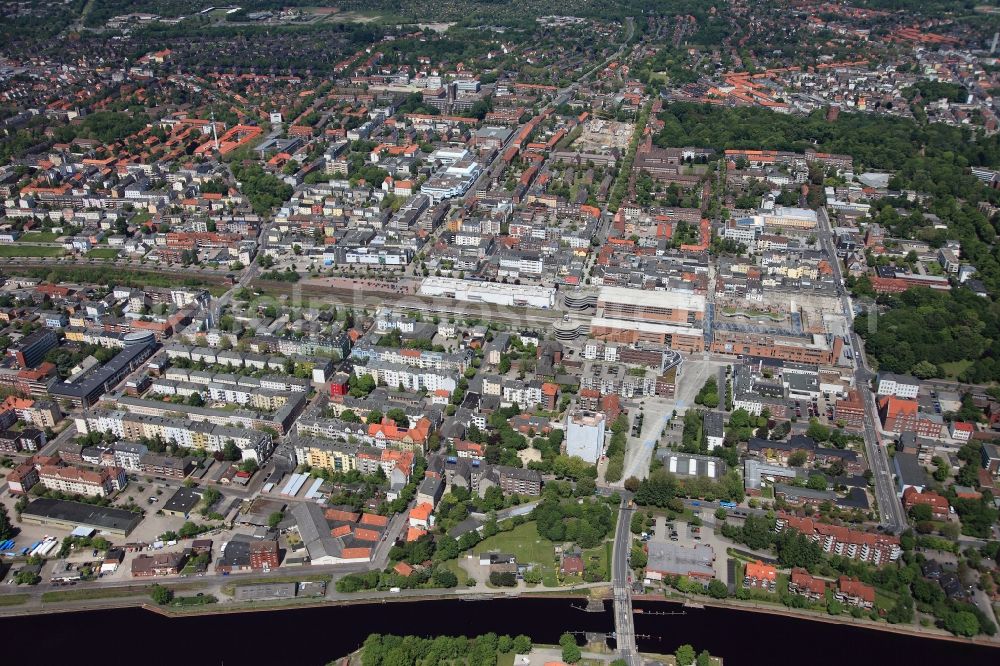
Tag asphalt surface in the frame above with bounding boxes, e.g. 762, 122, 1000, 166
611, 500, 638, 666
816, 207, 905, 532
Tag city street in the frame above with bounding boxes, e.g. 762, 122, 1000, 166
816, 206, 906, 533
611, 500, 638, 666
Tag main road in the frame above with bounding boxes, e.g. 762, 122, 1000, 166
611, 499, 639, 666
816, 207, 905, 532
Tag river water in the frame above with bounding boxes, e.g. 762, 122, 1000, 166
4, 597, 996, 665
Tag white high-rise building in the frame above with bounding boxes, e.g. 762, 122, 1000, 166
565, 410, 607, 464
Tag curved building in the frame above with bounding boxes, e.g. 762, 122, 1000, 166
563, 289, 598, 310
553, 318, 585, 341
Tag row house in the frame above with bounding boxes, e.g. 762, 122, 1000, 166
836, 577, 875, 609
76, 411, 273, 461
355, 358, 457, 395
788, 568, 827, 601
39, 464, 127, 497
777, 514, 901, 565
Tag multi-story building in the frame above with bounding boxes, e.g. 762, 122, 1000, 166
836, 577, 875, 609
139, 453, 195, 479
48, 336, 158, 408
250, 540, 280, 570
76, 411, 274, 461
981, 442, 1000, 478
292, 437, 363, 473
788, 568, 826, 601
711, 331, 843, 366
353, 359, 457, 395
876, 372, 920, 399
565, 410, 606, 464
877, 396, 943, 437
777, 514, 901, 565
110, 441, 148, 471
7, 330, 58, 369
38, 465, 127, 497
901, 487, 949, 520
494, 466, 543, 496
131, 552, 187, 577
743, 560, 777, 591
7, 462, 39, 494
591, 287, 706, 351
833, 390, 866, 428
761, 206, 818, 230
501, 379, 543, 407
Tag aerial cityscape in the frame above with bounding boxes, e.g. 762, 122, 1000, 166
1, 0, 1000, 663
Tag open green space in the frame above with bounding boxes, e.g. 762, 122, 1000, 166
473, 522, 556, 569
86, 248, 120, 259
939, 360, 974, 379
720, 307, 785, 321
470, 521, 561, 586
465, 520, 612, 587
0, 245, 64, 257
441, 557, 472, 586
41, 585, 151, 602
4, 264, 228, 295
171, 594, 217, 607
18, 232, 60, 243
0, 593, 29, 606
875, 588, 899, 614
41, 581, 203, 603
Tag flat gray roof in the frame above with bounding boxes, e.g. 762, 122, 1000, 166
234, 582, 297, 601
22, 498, 142, 535
646, 540, 715, 578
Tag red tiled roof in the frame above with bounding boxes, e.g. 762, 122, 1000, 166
359, 513, 389, 527
353, 528, 382, 542
745, 560, 776, 582
790, 568, 826, 596
410, 503, 433, 521
325, 509, 360, 523
878, 395, 918, 417
330, 525, 352, 538
839, 576, 875, 603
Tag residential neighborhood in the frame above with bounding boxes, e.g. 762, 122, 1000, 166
0, 0, 999, 664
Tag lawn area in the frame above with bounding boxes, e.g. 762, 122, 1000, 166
0, 245, 64, 257
18, 232, 60, 242
875, 588, 898, 613
0, 593, 29, 606
171, 594, 217, 607
727, 548, 759, 565
41, 585, 151, 603
497, 653, 516, 666
442, 557, 472, 586
86, 248, 120, 259
939, 360, 973, 379
474, 522, 557, 567
470, 522, 563, 586
41, 582, 203, 602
